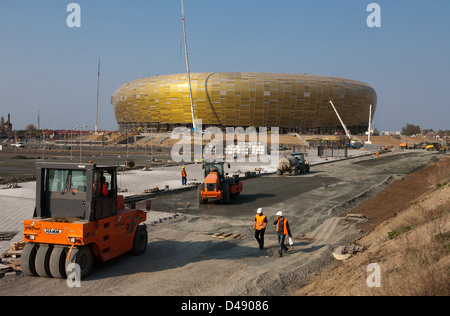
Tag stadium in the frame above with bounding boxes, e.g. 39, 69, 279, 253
111, 72, 377, 134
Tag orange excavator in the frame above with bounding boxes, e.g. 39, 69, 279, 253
21, 162, 149, 280
197, 161, 243, 204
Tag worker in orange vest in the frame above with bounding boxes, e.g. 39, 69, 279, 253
100, 177, 108, 196
181, 166, 187, 185
253, 208, 268, 249
273, 211, 292, 257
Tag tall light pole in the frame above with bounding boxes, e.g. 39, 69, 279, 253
367, 104, 373, 144
95, 59, 100, 134
181, 0, 196, 132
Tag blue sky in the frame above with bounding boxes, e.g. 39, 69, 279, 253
0, 0, 449, 132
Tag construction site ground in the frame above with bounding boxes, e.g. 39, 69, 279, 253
0, 149, 446, 296
297, 155, 450, 296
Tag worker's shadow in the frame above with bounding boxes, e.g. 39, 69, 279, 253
277, 241, 327, 256
256, 241, 326, 257
298, 243, 327, 253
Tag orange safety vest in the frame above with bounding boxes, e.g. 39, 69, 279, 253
182, 169, 187, 177
276, 218, 289, 235
255, 214, 267, 230
102, 184, 108, 196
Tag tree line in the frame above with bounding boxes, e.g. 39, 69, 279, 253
402, 123, 450, 137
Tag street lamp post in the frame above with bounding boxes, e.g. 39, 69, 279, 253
181, 0, 196, 132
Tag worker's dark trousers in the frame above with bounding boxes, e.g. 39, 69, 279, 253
255, 229, 265, 249
182, 177, 187, 185
277, 234, 288, 256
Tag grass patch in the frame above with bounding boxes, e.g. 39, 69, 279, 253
388, 226, 411, 240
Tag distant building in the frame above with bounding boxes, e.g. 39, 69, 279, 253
1, 113, 12, 134
382, 131, 401, 136
111, 72, 377, 134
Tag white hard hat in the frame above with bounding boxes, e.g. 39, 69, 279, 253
276, 211, 283, 216
257, 208, 263, 214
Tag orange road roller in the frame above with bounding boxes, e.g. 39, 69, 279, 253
21, 162, 149, 279
197, 161, 243, 204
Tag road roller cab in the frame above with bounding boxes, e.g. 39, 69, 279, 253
21, 162, 149, 280
197, 161, 243, 204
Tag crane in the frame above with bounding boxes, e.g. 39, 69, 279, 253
329, 101, 363, 148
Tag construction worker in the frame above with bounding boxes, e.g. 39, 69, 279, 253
181, 166, 187, 185
273, 211, 292, 257
253, 208, 267, 249
100, 176, 109, 196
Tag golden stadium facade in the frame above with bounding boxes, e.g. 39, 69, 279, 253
111, 72, 377, 134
